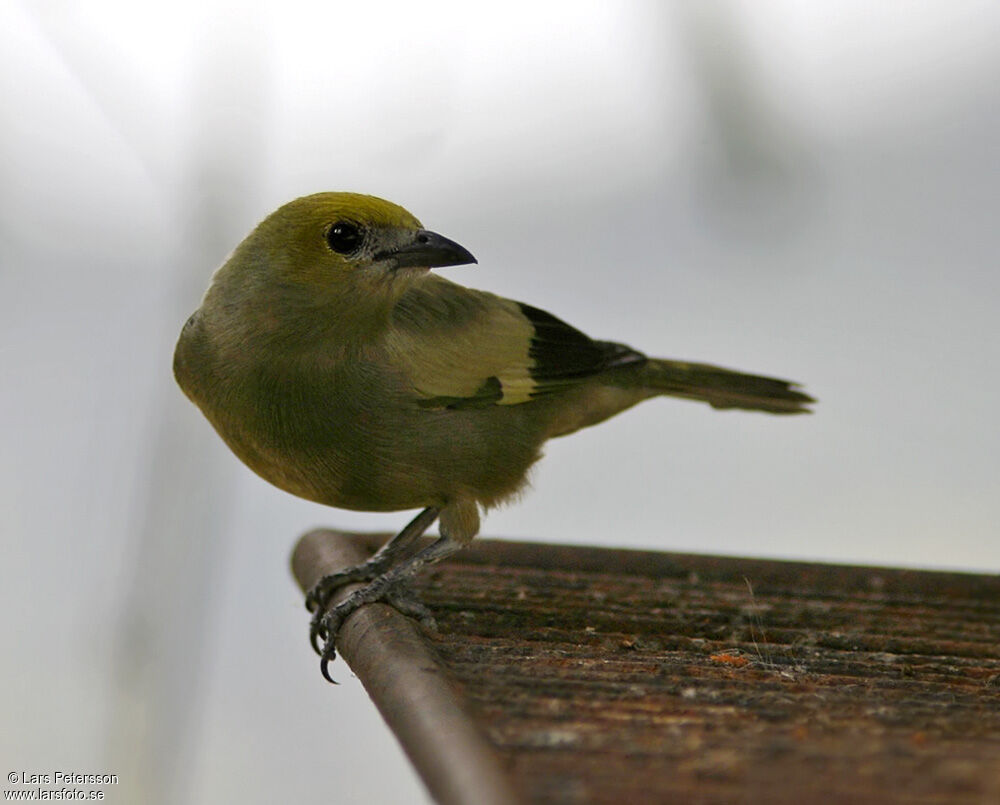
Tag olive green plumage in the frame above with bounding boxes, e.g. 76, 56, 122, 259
174, 191, 812, 545
175, 192, 814, 678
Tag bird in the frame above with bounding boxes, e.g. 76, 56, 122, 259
174, 192, 814, 681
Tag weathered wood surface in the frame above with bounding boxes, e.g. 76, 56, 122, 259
294, 532, 1000, 804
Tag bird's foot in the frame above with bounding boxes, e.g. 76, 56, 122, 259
312, 577, 436, 683
384, 581, 438, 632
304, 561, 385, 614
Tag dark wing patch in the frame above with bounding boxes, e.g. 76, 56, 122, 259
517, 303, 646, 396
595, 339, 649, 370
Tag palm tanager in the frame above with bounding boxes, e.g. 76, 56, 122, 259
174, 192, 814, 681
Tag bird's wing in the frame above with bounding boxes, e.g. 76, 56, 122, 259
386, 278, 644, 409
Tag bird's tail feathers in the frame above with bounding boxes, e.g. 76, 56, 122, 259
635, 358, 814, 414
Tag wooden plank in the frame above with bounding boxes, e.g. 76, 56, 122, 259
291, 531, 520, 805
294, 532, 1000, 804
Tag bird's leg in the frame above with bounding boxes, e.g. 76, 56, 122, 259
307, 507, 439, 654
305, 506, 440, 613
316, 535, 464, 683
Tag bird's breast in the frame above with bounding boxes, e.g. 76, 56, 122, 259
176, 327, 546, 512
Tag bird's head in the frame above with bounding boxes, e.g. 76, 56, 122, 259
231, 192, 476, 295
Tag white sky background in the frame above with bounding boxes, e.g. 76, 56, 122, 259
2, 1, 999, 803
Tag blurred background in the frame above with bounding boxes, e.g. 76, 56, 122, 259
3, 1, 998, 802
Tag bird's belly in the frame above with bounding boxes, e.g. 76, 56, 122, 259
192, 364, 546, 513
215, 417, 441, 512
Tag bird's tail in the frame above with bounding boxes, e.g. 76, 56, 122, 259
636, 358, 814, 414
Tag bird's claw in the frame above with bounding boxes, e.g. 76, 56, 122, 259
309, 609, 328, 655
305, 565, 373, 613
306, 569, 369, 656
308, 578, 437, 682
313, 598, 353, 682
319, 653, 338, 684
317, 610, 344, 684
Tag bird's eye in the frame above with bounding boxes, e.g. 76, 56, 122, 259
325, 221, 364, 255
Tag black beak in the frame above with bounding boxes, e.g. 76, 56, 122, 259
384, 229, 477, 269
